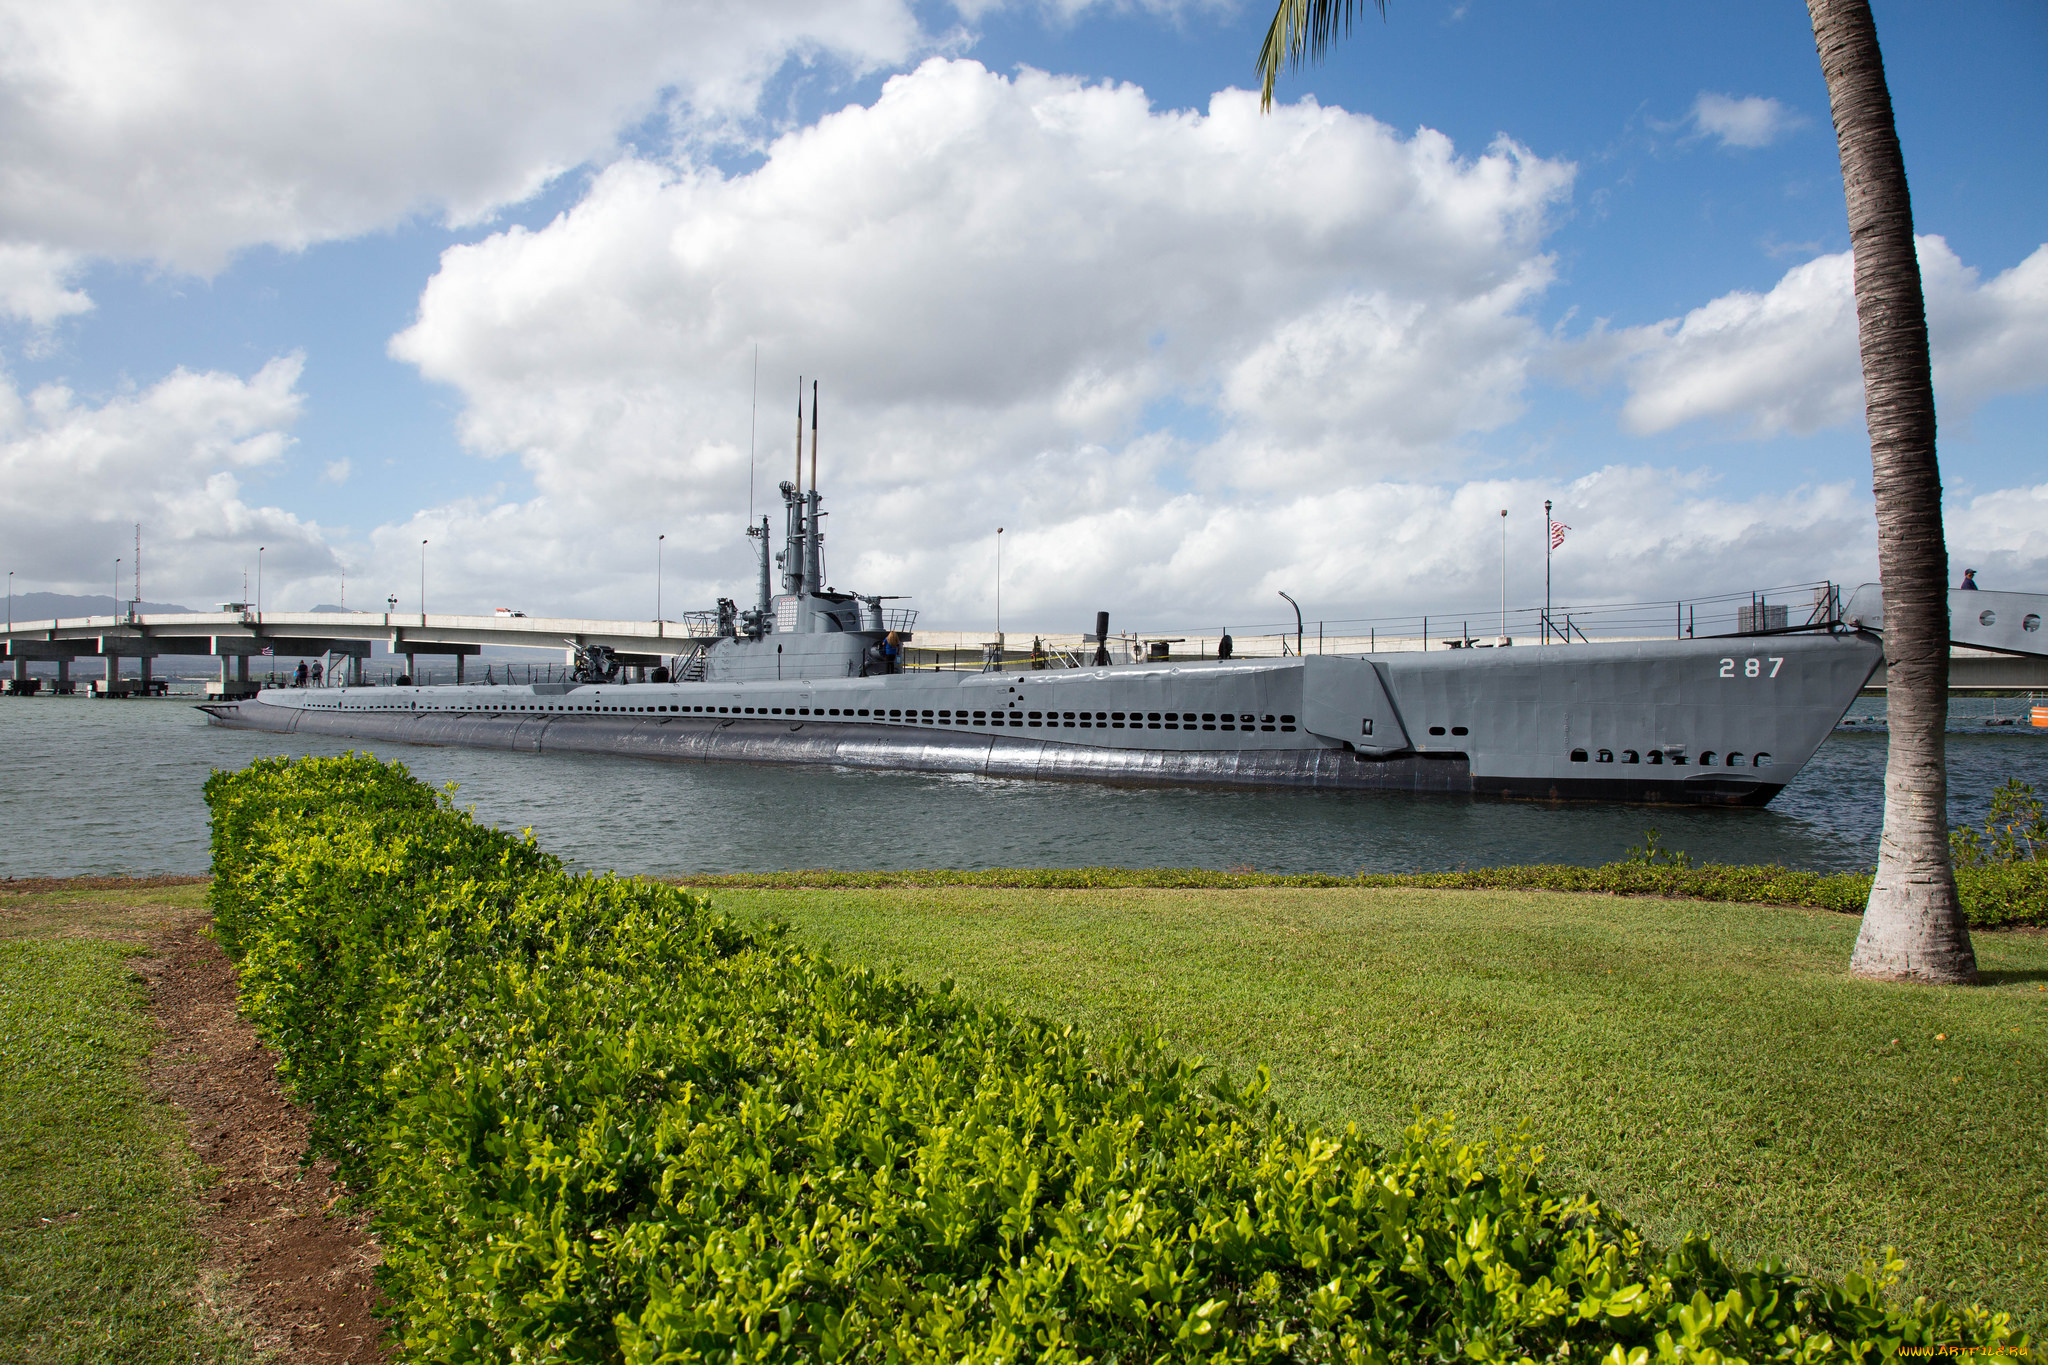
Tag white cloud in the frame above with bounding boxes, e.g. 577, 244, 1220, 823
1689, 92, 1804, 150
1947, 483, 2048, 590
914, 465, 1888, 636
0, 241, 90, 325
0, 0, 928, 277
1595, 236, 2048, 437
1207, 261, 1553, 483
380, 59, 1575, 623
1001, 0, 1237, 21
321, 457, 352, 484
0, 355, 334, 603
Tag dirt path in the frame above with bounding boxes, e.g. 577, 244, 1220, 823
142, 916, 391, 1364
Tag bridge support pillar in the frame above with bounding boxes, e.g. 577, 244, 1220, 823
139, 656, 153, 691
10, 659, 24, 682
56, 659, 69, 686
105, 653, 119, 689
455, 654, 465, 684
236, 655, 249, 685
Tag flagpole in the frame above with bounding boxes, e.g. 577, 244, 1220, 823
1544, 498, 1552, 645
1499, 508, 1508, 647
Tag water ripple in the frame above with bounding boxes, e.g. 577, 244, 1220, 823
1, 697, 2041, 878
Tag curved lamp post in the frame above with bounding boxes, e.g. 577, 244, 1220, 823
1278, 590, 1302, 657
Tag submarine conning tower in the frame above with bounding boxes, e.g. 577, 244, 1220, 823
693, 383, 909, 682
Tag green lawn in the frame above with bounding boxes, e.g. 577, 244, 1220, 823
713, 884, 2048, 1326
0, 886, 249, 1365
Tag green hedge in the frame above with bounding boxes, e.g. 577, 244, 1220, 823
207, 754, 2026, 1362
670, 862, 2046, 928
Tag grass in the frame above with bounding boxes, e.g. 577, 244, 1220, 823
672, 858, 2048, 927
0, 882, 210, 942
0, 883, 249, 1365
712, 883, 2048, 1326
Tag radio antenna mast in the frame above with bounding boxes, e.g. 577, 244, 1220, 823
747, 344, 758, 523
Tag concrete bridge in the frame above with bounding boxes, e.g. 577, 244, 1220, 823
0, 607, 705, 697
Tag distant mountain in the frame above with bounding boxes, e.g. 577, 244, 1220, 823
7, 591, 197, 619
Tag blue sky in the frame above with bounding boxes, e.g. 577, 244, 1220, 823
1, 0, 2042, 630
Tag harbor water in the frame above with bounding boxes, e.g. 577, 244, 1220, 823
1, 692, 2042, 880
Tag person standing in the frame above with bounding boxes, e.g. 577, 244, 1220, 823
1959, 569, 1978, 590
1217, 630, 1234, 660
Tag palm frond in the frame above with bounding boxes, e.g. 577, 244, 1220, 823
1257, 0, 1388, 111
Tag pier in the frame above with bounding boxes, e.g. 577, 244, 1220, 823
3, 584, 2044, 696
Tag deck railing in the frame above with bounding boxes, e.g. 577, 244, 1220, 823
895, 581, 1849, 670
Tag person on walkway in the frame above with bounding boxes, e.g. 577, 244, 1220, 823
1959, 569, 1978, 590
293, 660, 309, 687
1217, 631, 1234, 660
310, 660, 323, 685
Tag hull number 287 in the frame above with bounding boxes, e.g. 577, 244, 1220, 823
1721, 657, 1784, 678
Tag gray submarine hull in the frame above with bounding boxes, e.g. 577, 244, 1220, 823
201, 701, 1484, 795
198, 627, 1888, 804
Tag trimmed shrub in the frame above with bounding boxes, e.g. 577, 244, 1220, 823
208, 754, 2026, 1361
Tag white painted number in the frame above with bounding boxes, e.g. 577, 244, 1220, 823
1721, 656, 1784, 680
1745, 657, 1760, 677
1719, 658, 1734, 678
1769, 656, 1784, 677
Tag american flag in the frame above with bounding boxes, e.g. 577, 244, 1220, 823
1549, 520, 1570, 550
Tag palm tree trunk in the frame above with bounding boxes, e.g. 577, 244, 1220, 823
1808, 0, 1976, 983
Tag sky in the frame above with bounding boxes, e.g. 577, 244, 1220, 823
1, 0, 2042, 638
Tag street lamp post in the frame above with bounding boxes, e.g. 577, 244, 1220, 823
1278, 590, 1302, 657
995, 527, 1005, 642
419, 540, 428, 619
256, 546, 264, 618
111, 558, 122, 691
657, 533, 665, 621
